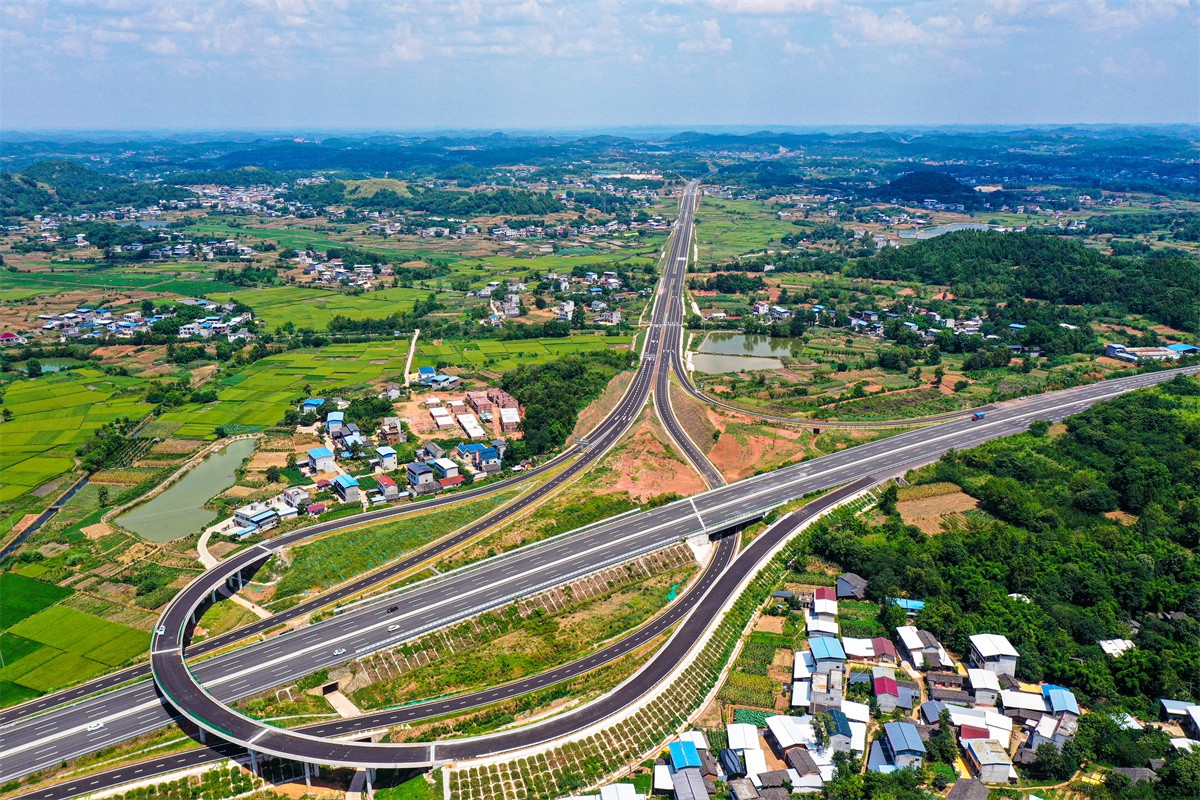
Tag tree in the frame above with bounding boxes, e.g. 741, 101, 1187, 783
954, 379, 969, 392
878, 484, 899, 515
265, 465, 281, 483
97, 486, 109, 507
286, 453, 297, 469
25, 358, 42, 378
1029, 419, 1051, 437
571, 302, 586, 329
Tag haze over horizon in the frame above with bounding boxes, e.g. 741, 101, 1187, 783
2, 0, 1197, 132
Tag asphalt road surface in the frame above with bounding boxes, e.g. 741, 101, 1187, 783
0, 183, 703, 783
144, 364, 1198, 770
651, 183, 726, 488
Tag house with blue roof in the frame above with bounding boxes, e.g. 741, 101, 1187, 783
880, 721, 925, 768
375, 446, 397, 471
332, 474, 360, 503
827, 709, 853, 753
887, 597, 925, 615
232, 502, 280, 537
407, 461, 438, 494
307, 447, 335, 473
326, 411, 345, 432
667, 741, 701, 771
809, 637, 846, 672
300, 398, 325, 414
1042, 686, 1080, 717
1167, 343, 1199, 355
456, 442, 486, 458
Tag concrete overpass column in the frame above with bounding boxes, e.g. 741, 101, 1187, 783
197, 727, 206, 744
302, 761, 311, 787
247, 749, 258, 776
366, 768, 375, 795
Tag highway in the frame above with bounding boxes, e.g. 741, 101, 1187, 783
6, 362, 1195, 792
141, 364, 1198, 771
0, 182, 701, 783
650, 183, 726, 488
4, 173, 1196, 794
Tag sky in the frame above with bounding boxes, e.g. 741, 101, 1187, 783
2, 0, 1197, 131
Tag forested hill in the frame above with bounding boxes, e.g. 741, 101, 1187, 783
875, 170, 979, 203
849, 230, 1200, 332
285, 181, 565, 216
0, 160, 192, 221
810, 375, 1200, 718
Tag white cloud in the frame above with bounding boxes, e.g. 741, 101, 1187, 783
146, 36, 179, 55
678, 18, 732, 52
709, 0, 831, 13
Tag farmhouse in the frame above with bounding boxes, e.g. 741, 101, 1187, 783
969, 634, 1019, 676
407, 461, 439, 494
232, 502, 280, 537
332, 474, 360, 503
375, 446, 397, 471
307, 447, 335, 473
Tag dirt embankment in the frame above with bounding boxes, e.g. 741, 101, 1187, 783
605, 409, 707, 502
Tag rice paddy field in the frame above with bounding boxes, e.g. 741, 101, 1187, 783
0, 368, 152, 503
154, 341, 414, 439
0, 264, 243, 299
0, 574, 149, 704
694, 197, 796, 264
416, 334, 618, 372
207, 285, 431, 331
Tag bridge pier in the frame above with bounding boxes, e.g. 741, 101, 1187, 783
247, 748, 258, 776
302, 761, 311, 787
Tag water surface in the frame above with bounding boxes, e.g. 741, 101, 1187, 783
116, 438, 256, 541
698, 332, 805, 358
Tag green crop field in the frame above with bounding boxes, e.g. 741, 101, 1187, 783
184, 219, 354, 254
0, 368, 152, 502
274, 489, 521, 597
208, 285, 429, 331
0, 588, 148, 702
695, 198, 795, 264
156, 341, 412, 439
0, 573, 73, 628
0, 266, 241, 297
416, 335, 617, 372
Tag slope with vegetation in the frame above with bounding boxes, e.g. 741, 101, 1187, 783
850, 230, 1200, 332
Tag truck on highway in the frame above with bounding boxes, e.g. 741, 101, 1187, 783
972, 411, 987, 421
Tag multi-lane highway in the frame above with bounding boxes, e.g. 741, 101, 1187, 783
650, 184, 726, 488
0, 182, 701, 784
143, 364, 1198, 771
5, 173, 1198, 797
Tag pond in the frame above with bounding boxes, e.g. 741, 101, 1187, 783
697, 332, 806, 358
691, 332, 803, 373
116, 438, 256, 542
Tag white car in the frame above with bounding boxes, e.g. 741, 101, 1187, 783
86, 721, 104, 732
387, 624, 400, 632
155, 625, 166, 635
333, 648, 346, 656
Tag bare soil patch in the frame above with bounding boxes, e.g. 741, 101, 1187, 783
754, 615, 784, 634
606, 413, 706, 502
81, 522, 113, 539
247, 451, 289, 470
1105, 510, 1139, 525
897, 490, 979, 535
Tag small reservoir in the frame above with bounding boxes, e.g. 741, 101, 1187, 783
116, 438, 256, 541
691, 333, 803, 374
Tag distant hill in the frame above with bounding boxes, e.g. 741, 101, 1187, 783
0, 160, 192, 221
876, 170, 977, 202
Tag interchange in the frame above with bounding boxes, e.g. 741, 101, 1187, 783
4, 181, 1196, 798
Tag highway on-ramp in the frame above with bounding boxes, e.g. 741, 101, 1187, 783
145, 365, 1199, 770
